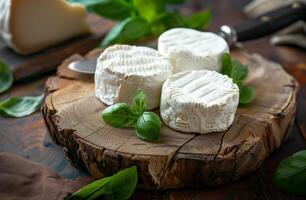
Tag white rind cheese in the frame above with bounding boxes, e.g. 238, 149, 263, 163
158, 28, 229, 73
160, 70, 239, 134
95, 45, 173, 110
0, 0, 90, 55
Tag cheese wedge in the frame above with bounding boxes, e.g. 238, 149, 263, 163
0, 0, 90, 55
95, 45, 173, 110
160, 70, 239, 134
158, 28, 229, 73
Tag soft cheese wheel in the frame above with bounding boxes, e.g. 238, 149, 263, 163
158, 28, 229, 73
160, 70, 239, 134
95, 45, 173, 110
0, 0, 90, 55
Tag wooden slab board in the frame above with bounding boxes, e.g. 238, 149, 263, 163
0, 14, 113, 82
42, 49, 298, 190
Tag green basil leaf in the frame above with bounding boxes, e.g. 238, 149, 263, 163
274, 150, 306, 196
166, 0, 186, 4
0, 59, 13, 94
104, 166, 138, 200
150, 12, 185, 36
0, 95, 44, 118
184, 9, 211, 30
232, 60, 248, 82
132, 0, 165, 22
221, 53, 233, 77
131, 90, 147, 117
238, 84, 255, 105
135, 112, 161, 141
67, 177, 112, 200
101, 16, 150, 47
102, 103, 137, 128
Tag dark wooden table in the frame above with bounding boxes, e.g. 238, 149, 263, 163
0, 0, 305, 199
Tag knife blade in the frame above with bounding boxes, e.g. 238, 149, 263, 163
68, 1, 306, 74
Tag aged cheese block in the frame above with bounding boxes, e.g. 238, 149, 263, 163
160, 70, 239, 134
158, 28, 229, 73
0, 0, 90, 55
95, 45, 173, 110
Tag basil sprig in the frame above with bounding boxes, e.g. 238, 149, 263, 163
273, 150, 306, 196
0, 95, 44, 118
67, 0, 211, 46
0, 59, 13, 94
221, 53, 255, 105
67, 166, 138, 200
102, 90, 161, 141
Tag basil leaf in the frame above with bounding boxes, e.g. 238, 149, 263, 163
67, 177, 112, 200
221, 53, 233, 77
104, 166, 138, 200
101, 16, 150, 46
131, 90, 146, 117
238, 84, 255, 105
232, 60, 248, 82
67, 166, 137, 200
0, 95, 44, 118
135, 112, 161, 141
0, 59, 13, 94
102, 103, 137, 128
274, 150, 306, 196
184, 9, 211, 30
150, 12, 185, 36
132, 0, 165, 22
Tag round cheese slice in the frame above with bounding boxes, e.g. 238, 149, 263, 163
160, 70, 239, 134
158, 28, 229, 73
95, 45, 173, 110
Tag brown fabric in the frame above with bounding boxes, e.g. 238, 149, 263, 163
0, 152, 92, 200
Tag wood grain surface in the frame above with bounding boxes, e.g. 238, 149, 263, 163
42, 48, 298, 189
0, 14, 113, 82
0, 0, 305, 199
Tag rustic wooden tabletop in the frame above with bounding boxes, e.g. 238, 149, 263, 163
0, 0, 305, 199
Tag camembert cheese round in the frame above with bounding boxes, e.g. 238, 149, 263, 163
95, 45, 173, 110
158, 28, 229, 73
160, 70, 239, 134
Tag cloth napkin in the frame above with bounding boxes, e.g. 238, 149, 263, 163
0, 152, 91, 200
244, 0, 306, 49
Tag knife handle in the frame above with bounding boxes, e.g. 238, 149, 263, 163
235, 1, 306, 42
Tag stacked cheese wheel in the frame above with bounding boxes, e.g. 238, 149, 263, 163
95, 28, 239, 134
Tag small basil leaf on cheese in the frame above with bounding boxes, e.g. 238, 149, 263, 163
0, 95, 44, 118
131, 90, 147, 117
132, 0, 166, 22
221, 53, 233, 77
238, 84, 255, 105
232, 60, 248, 82
102, 103, 137, 128
101, 17, 150, 46
0, 59, 13, 94
135, 112, 161, 141
184, 9, 211, 30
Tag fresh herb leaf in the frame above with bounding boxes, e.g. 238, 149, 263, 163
135, 112, 161, 141
166, 0, 186, 4
273, 150, 306, 196
67, 166, 137, 200
101, 16, 150, 46
150, 12, 185, 36
184, 9, 211, 30
102, 103, 137, 128
131, 90, 147, 117
132, 0, 165, 22
0, 59, 13, 93
238, 84, 255, 105
221, 53, 255, 105
0, 95, 44, 118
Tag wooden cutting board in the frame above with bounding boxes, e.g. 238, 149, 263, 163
42, 49, 298, 190
0, 14, 113, 82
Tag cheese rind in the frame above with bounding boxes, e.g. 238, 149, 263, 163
0, 0, 90, 55
158, 28, 229, 73
95, 45, 173, 110
160, 70, 239, 134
